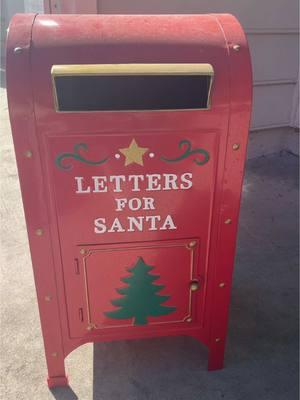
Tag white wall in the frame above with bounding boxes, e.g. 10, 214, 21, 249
0, 0, 43, 86
46, 0, 300, 155
3, 0, 300, 156
97, 0, 300, 138
0, 0, 24, 85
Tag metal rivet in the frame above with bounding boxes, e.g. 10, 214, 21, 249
51, 352, 58, 357
35, 228, 43, 236
87, 324, 95, 331
215, 338, 221, 343
187, 240, 197, 249
233, 44, 241, 52
80, 248, 86, 255
224, 219, 232, 225
14, 47, 23, 54
190, 280, 200, 292
45, 295, 52, 302
232, 143, 240, 151
186, 317, 192, 323
219, 283, 226, 288
24, 150, 33, 158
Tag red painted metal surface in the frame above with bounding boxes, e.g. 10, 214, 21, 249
6, 14, 252, 387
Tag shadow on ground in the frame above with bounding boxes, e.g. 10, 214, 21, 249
90, 154, 299, 400
50, 386, 79, 400
1, 90, 298, 400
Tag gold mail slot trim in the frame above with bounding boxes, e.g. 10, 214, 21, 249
51, 63, 214, 112
51, 63, 214, 77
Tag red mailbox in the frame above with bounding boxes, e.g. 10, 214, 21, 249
6, 14, 252, 387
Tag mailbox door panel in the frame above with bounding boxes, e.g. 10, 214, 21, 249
46, 131, 218, 338
74, 240, 200, 335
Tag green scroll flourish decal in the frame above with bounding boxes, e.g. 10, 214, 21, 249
160, 139, 210, 166
55, 143, 109, 170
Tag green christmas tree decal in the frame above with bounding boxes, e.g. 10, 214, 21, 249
104, 257, 176, 326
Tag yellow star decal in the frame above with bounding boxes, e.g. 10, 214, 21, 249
119, 139, 149, 166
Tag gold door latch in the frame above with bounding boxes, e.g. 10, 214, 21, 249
190, 279, 200, 291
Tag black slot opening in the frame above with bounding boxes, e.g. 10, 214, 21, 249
54, 74, 212, 112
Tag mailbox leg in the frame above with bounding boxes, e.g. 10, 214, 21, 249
46, 355, 69, 388
47, 375, 69, 388
207, 344, 225, 371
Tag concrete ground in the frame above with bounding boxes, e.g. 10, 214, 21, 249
0, 87, 299, 400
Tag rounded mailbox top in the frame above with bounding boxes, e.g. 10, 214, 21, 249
6, 14, 252, 134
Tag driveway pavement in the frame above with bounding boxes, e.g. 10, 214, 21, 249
0, 87, 298, 400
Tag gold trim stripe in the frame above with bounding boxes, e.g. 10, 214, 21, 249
51, 63, 214, 77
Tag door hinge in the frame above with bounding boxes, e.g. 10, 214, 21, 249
79, 307, 84, 322
74, 258, 80, 274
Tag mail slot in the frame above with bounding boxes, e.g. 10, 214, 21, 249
6, 14, 252, 387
